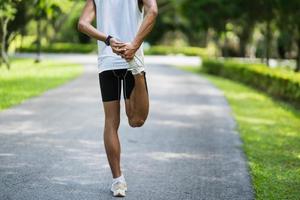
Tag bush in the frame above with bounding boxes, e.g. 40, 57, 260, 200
19, 43, 209, 57
144, 45, 209, 57
19, 43, 97, 53
202, 58, 300, 104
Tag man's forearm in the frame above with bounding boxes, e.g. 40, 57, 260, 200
78, 21, 107, 42
132, 3, 158, 48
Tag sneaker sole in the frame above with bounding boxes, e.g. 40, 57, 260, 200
112, 190, 126, 197
110, 186, 128, 192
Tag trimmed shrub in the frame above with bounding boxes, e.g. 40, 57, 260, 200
144, 45, 209, 57
19, 43, 210, 57
19, 43, 97, 53
202, 59, 300, 104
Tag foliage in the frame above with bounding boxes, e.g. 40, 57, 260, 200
145, 45, 210, 57
147, 0, 188, 44
156, 0, 300, 71
19, 42, 97, 53
202, 58, 300, 105
277, 0, 300, 71
18, 43, 211, 57
0, 0, 18, 69
4, 0, 300, 71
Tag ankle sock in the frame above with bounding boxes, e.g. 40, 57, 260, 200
113, 173, 126, 184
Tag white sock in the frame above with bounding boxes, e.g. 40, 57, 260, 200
112, 173, 126, 184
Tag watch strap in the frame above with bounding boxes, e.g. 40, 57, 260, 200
105, 35, 113, 46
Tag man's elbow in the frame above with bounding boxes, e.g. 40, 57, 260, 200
77, 20, 87, 32
149, 6, 158, 18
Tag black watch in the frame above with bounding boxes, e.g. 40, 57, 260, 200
105, 35, 113, 46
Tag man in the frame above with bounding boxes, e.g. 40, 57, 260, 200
78, 0, 158, 197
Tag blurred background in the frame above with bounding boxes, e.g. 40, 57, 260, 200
1, 1, 300, 199
1, 0, 300, 71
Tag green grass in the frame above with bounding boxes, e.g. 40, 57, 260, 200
0, 58, 83, 110
181, 66, 300, 200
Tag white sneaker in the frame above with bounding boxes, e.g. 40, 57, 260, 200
110, 181, 128, 197
127, 54, 145, 75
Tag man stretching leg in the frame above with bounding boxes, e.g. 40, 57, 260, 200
78, 0, 158, 197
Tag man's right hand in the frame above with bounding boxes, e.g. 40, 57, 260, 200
110, 38, 125, 56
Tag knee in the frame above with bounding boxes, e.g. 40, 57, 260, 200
104, 119, 120, 132
128, 118, 145, 128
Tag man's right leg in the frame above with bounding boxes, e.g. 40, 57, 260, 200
103, 100, 122, 178
99, 70, 124, 178
99, 69, 128, 197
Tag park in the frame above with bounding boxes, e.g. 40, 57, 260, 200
0, 0, 299, 199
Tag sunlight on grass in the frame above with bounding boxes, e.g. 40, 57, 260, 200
181, 66, 300, 200
236, 115, 275, 125
0, 58, 83, 110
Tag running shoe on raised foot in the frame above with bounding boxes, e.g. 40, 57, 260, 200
111, 181, 128, 197
127, 54, 145, 75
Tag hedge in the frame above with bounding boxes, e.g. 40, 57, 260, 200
202, 59, 300, 104
144, 45, 209, 57
19, 43, 97, 53
19, 43, 209, 57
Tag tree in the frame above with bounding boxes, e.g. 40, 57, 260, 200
182, 0, 232, 54
278, 0, 300, 72
0, 0, 18, 69
228, 0, 256, 57
30, 0, 79, 62
246, 0, 279, 66
147, 0, 188, 45
33, 0, 54, 62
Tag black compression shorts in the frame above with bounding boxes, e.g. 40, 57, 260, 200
98, 69, 148, 102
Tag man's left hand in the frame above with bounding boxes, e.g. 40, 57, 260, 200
118, 42, 139, 62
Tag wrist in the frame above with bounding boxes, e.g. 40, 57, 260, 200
105, 35, 113, 46
132, 40, 142, 49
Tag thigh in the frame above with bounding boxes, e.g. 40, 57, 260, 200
123, 70, 135, 100
123, 70, 148, 100
99, 70, 122, 102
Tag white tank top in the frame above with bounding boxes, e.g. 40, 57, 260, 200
93, 0, 145, 73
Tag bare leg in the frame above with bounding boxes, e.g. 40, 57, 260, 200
103, 100, 122, 178
125, 72, 149, 127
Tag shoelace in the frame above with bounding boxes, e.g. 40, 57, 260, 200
112, 181, 127, 190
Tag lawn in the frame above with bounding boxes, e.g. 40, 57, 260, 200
0, 58, 83, 110
181, 66, 300, 200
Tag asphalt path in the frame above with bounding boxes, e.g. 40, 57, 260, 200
0, 55, 253, 200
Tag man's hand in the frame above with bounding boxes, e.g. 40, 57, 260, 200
110, 38, 126, 56
118, 42, 139, 62
110, 38, 140, 62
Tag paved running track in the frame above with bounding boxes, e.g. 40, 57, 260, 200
0, 56, 254, 200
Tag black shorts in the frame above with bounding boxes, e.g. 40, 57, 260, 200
98, 69, 148, 102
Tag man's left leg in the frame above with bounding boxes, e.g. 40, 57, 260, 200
124, 71, 149, 127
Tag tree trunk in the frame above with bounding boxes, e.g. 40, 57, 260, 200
240, 39, 246, 57
223, 33, 229, 57
296, 37, 300, 72
239, 23, 253, 57
19, 31, 24, 52
266, 20, 271, 66
1, 18, 10, 70
198, 29, 208, 47
35, 18, 41, 63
